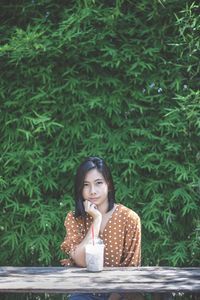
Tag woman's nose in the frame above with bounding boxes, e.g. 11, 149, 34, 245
90, 185, 96, 194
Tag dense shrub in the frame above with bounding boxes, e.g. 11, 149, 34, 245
0, 0, 199, 277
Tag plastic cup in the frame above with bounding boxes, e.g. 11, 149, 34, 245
85, 238, 105, 272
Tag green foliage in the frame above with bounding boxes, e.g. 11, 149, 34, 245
0, 0, 199, 289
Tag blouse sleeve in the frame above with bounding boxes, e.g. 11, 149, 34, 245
60, 211, 84, 255
120, 211, 141, 267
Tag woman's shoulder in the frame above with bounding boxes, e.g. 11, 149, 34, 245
64, 211, 90, 225
64, 211, 82, 224
117, 204, 140, 220
65, 210, 75, 219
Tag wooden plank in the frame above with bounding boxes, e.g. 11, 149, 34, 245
0, 267, 199, 294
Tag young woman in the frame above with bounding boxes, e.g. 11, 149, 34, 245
60, 157, 141, 300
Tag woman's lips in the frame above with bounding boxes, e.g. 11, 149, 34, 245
89, 198, 99, 202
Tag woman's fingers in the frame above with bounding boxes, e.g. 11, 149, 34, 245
60, 259, 69, 266
83, 200, 102, 219
84, 200, 98, 214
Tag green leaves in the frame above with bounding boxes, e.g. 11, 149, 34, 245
0, 0, 200, 280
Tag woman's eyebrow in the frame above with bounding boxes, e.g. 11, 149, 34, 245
84, 178, 104, 183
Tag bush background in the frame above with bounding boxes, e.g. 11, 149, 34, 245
0, 0, 200, 285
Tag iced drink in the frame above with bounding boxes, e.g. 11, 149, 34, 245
85, 238, 104, 272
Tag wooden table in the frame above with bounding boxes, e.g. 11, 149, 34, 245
0, 266, 200, 295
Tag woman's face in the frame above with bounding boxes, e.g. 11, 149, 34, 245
82, 168, 109, 210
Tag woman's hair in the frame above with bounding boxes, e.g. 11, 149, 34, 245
74, 156, 115, 217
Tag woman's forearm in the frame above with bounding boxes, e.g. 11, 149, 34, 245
70, 215, 102, 267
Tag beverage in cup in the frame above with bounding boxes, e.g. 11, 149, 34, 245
85, 238, 105, 272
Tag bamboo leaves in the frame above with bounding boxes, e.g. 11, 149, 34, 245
0, 0, 200, 274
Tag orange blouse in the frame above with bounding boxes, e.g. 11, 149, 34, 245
60, 204, 141, 267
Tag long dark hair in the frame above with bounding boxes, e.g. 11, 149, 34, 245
74, 156, 115, 217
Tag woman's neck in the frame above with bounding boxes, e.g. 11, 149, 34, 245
97, 202, 109, 215
101, 203, 116, 216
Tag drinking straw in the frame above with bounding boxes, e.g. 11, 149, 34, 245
92, 224, 95, 246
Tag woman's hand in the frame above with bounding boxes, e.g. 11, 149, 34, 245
84, 200, 102, 219
60, 259, 69, 266
66, 200, 102, 267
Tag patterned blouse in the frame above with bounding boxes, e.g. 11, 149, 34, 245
60, 204, 141, 267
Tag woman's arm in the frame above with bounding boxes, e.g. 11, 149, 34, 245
69, 200, 102, 267
120, 211, 141, 267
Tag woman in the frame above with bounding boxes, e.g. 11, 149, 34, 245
60, 156, 141, 300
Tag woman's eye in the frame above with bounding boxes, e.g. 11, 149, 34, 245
97, 181, 103, 185
83, 183, 89, 187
